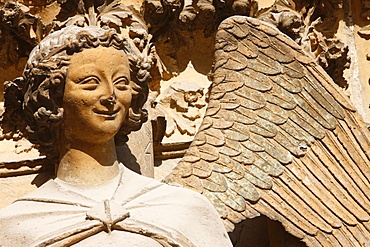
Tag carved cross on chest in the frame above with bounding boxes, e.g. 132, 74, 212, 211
86, 200, 130, 233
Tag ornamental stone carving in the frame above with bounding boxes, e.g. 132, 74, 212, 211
1, 1, 370, 247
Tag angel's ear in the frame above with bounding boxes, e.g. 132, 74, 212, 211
1, 77, 27, 140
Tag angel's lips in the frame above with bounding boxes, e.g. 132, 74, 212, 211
93, 109, 120, 118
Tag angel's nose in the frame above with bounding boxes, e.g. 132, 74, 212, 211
100, 93, 117, 106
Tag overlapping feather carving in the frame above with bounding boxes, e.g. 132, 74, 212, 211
165, 16, 370, 246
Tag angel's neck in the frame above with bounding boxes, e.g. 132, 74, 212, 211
57, 138, 120, 186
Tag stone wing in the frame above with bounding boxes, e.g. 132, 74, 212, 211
165, 16, 370, 246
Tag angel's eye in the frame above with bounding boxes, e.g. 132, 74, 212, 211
78, 76, 100, 90
114, 77, 129, 90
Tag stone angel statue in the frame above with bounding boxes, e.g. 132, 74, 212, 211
0, 25, 232, 246
165, 16, 370, 247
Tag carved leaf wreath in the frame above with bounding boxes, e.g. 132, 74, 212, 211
54, 0, 152, 54
55, 0, 133, 30
165, 16, 370, 247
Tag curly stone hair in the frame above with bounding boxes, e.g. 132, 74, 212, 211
5, 26, 152, 161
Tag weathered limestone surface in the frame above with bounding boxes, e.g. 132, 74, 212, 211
1, 0, 370, 246
164, 6, 370, 247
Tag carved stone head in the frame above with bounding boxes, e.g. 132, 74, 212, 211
9, 26, 152, 161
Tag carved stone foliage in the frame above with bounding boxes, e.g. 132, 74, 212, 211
0, 2, 50, 177
141, 0, 259, 75
142, 0, 349, 90
54, 0, 151, 53
142, 0, 260, 142
154, 65, 209, 141
257, 0, 350, 88
0, 1, 50, 70
142, 0, 258, 36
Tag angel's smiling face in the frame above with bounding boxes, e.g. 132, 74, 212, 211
61, 46, 133, 143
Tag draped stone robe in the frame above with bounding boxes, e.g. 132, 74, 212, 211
0, 164, 232, 247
